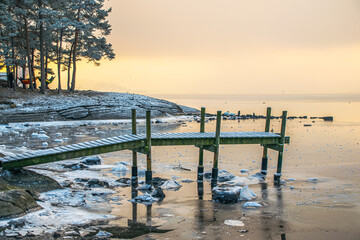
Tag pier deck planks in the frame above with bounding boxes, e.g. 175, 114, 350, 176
0, 131, 287, 170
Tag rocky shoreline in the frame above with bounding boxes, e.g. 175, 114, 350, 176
0, 89, 199, 123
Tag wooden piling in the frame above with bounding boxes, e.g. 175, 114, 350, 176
145, 110, 152, 185
131, 184, 138, 223
197, 181, 204, 200
237, 111, 240, 117
212, 111, 222, 182
131, 109, 138, 181
261, 107, 271, 175
197, 107, 206, 181
274, 111, 287, 182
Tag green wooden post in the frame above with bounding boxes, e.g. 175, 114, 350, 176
274, 111, 287, 182
131, 108, 138, 182
145, 110, 152, 185
197, 107, 206, 181
212, 111, 221, 182
261, 107, 271, 175
237, 111, 240, 117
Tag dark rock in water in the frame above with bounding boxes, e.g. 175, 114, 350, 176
0, 190, 39, 219
62, 163, 89, 170
75, 178, 90, 183
251, 172, 266, 181
116, 178, 131, 185
0, 169, 61, 194
81, 155, 102, 165
204, 170, 235, 182
204, 172, 212, 179
152, 177, 168, 188
155, 119, 167, 124
218, 173, 236, 182
321, 116, 334, 121
151, 187, 166, 199
87, 179, 110, 188
213, 186, 241, 204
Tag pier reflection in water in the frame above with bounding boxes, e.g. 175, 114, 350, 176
193, 181, 288, 240
103, 184, 172, 239
105, 180, 288, 239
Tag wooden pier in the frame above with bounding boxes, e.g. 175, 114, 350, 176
0, 107, 290, 183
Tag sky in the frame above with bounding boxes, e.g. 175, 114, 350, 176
75, 0, 360, 95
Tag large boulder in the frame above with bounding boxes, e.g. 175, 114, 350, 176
0, 190, 39, 219
212, 186, 242, 204
1, 169, 62, 194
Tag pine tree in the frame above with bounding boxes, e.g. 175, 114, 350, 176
68, 0, 114, 92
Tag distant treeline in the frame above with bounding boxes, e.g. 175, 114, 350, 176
0, 0, 115, 93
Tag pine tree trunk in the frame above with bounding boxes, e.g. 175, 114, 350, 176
22, 62, 26, 89
70, 30, 79, 92
14, 65, 18, 91
31, 49, 36, 89
45, 53, 48, 82
70, 9, 81, 92
67, 43, 74, 91
39, 0, 45, 93
24, 18, 34, 91
6, 66, 10, 88
57, 28, 63, 93
11, 37, 16, 91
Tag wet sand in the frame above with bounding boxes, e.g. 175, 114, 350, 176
0, 115, 359, 239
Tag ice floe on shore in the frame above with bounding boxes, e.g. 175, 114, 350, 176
0, 194, 116, 238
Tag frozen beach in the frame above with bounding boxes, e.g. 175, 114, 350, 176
0, 94, 360, 239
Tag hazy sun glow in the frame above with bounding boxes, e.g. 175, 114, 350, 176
73, 0, 360, 95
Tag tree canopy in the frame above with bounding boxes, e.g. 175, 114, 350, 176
0, 0, 115, 93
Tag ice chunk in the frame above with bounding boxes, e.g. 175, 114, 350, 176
180, 178, 194, 183
81, 155, 102, 165
223, 176, 261, 186
307, 178, 319, 182
160, 180, 182, 190
112, 164, 128, 172
31, 133, 39, 138
37, 134, 50, 139
224, 219, 244, 227
239, 186, 257, 201
54, 132, 62, 137
243, 202, 261, 208
96, 231, 113, 238
130, 193, 158, 205
137, 184, 152, 190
